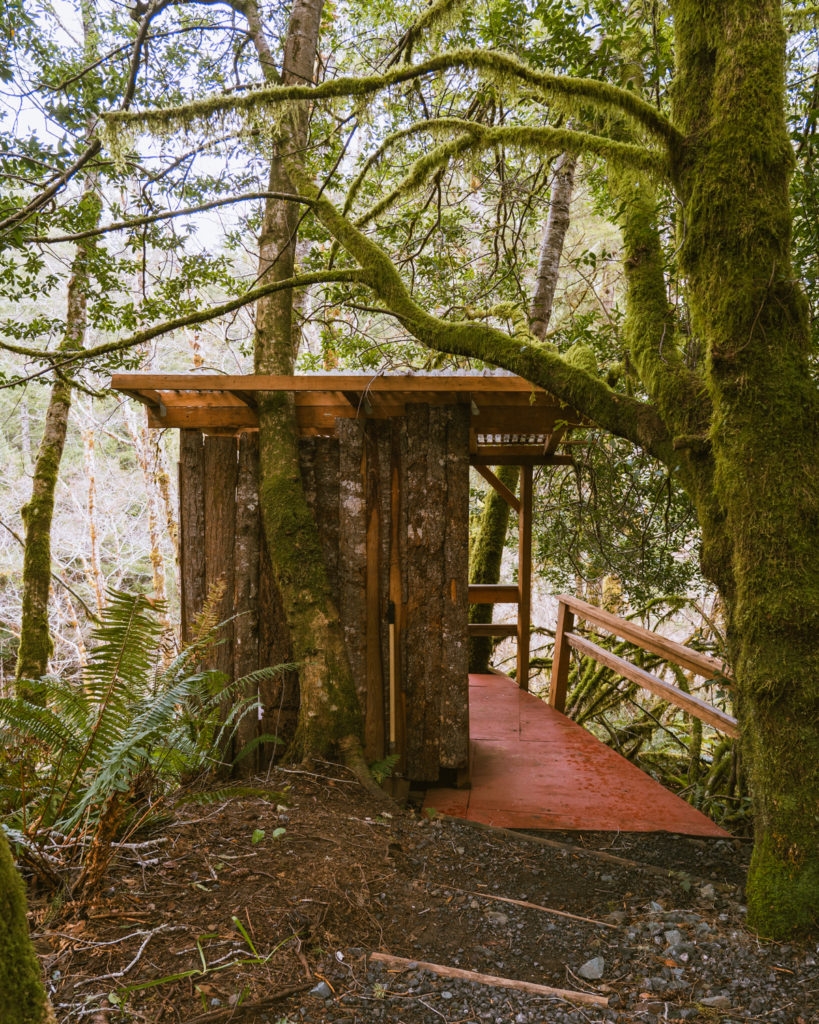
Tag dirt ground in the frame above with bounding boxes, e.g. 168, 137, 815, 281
32, 766, 817, 1024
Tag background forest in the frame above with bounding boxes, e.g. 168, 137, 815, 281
1, 6, 818, 1011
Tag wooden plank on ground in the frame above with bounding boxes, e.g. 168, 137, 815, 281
564, 632, 739, 737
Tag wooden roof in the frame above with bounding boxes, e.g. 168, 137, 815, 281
111, 373, 586, 464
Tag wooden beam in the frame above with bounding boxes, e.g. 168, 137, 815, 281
229, 390, 257, 410
516, 465, 533, 691
119, 388, 164, 416
544, 424, 568, 455
472, 451, 573, 466
564, 632, 739, 737
468, 584, 520, 604
473, 464, 520, 512
147, 407, 258, 430
556, 593, 730, 681
112, 372, 558, 395
468, 623, 518, 638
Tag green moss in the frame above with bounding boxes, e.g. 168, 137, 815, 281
16, 381, 72, 691
0, 832, 51, 1024
103, 48, 681, 151
256, 393, 362, 760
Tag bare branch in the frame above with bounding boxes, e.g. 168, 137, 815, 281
0, 270, 363, 388
28, 191, 315, 244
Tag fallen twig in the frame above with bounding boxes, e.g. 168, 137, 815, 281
430, 883, 616, 928
181, 982, 313, 1023
369, 952, 609, 1007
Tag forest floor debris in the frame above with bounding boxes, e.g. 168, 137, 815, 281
29, 766, 817, 1023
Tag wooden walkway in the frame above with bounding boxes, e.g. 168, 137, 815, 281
423, 674, 729, 837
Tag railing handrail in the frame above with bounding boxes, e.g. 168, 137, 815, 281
550, 594, 738, 737
556, 593, 730, 682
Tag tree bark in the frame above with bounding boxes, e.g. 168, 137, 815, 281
16, 183, 99, 691
243, 0, 369, 766
530, 153, 576, 341
0, 831, 56, 1024
669, 0, 819, 938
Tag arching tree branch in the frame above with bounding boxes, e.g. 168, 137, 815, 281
103, 48, 682, 150
285, 164, 674, 462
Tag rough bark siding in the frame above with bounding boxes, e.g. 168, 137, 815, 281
440, 406, 471, 768
204, 436, 238, 684
336, 419, 368, 704
178, 430, 206, 643
234, 433, 261, 758
176, 404, 470, 780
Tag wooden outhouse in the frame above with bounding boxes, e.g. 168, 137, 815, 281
113, 372, 582, 784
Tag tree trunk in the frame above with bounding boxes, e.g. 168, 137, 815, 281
243, 0, 367, 764
671, 0, 819, 937
530, 153, 576, 341
16, 187, 98, 690
0, 831, 56, 1024
468, 154, 575, 673
468, 464, 519, 673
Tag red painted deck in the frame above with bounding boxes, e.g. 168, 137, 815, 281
424, 673, 729, 837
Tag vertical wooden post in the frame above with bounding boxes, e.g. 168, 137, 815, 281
550, 600, 574, 712
178, 430, 206, 644
364, 425, 385, 762
516, 465, 533, 691
234, 433, 261, 763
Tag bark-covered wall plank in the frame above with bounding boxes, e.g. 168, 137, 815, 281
178, 430, 206, 643
440, 405, 470, 769
337, 419, 367, 706
203, 435, 237, 684
234, 433, 261, 759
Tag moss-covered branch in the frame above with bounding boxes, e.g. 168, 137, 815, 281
284, 162, 673, 462
102, 48, 682, 151
612, 169, 709, 439
355, 122, 667, 229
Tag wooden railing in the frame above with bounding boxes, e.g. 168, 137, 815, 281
550, 594, 738, 738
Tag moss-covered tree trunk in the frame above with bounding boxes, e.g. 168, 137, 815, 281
16, 188, 98, 691
669, 0, 819, 937
468, 464, 519, 672
468, 154, 575, 673
243, 0, 365, 761
0, 831, 55, 1024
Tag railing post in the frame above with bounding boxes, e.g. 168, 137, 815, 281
550, 599, 574, 712
516, 465, 533, 690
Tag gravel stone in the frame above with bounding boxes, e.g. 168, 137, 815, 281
577, 956, 605, 980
